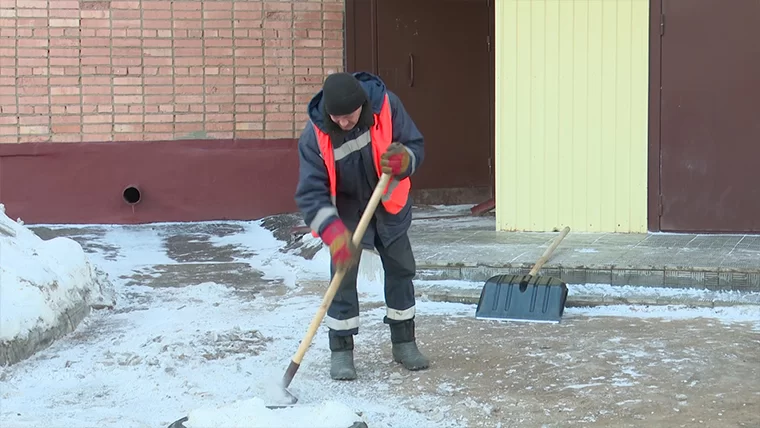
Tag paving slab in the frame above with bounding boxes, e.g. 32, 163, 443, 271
408, 205, 760, 292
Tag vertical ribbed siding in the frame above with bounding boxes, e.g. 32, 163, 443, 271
495, 0, 649, 233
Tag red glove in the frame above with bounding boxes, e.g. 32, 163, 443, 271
320, 219, 359, 271
380, 142, 411, 176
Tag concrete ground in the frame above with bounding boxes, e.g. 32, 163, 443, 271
327, 301, 760, 427
251, 280, 760, 428
406, 313, 760, 427
24, 209, 760, 427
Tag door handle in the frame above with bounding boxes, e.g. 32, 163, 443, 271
408, 53, 414, 87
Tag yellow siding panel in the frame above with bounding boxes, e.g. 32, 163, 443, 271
495, 0, 649, 233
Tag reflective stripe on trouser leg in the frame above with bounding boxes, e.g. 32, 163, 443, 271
386, 304, 415, 321
376, 232, 417, 325
325, 255, 361, 335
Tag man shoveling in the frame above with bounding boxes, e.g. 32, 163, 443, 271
294, 71, 430, 380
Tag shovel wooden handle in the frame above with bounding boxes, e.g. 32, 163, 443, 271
282, 172, 392, 389
528, 226, 570, 276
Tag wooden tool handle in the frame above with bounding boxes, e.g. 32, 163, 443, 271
289, 173, 391, 366
528, 226, 570, 276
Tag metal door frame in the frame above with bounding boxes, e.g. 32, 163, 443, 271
647, 0, 663, 232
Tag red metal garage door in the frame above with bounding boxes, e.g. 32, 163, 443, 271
346, 0, 494, 198
659, 0, 760, 232
373, 0, 492, 192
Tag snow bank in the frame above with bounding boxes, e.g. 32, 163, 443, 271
184, 398, 365, 428
0, 204, 115, 347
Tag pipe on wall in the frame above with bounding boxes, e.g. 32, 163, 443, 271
122, 185, 141, 205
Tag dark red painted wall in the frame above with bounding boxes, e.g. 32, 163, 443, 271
0, 139, 299, 224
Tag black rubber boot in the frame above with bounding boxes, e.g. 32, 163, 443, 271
329, 331, 357, 380
390, 319, 430, 371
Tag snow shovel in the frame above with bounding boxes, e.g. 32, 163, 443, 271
165, 174, 391, 428
279, 172, 392, 400
475, 226, 570, 323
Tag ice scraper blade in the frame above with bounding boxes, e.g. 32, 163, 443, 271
475, 226, 570, 323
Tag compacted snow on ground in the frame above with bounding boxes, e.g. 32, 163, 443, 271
0, 215, 472, 428
1, 210, 759, 427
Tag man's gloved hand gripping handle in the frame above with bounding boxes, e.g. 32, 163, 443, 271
320, 218, 359, 271
380, 142, 411, 177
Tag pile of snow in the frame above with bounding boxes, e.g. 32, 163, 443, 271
184, 397, 365, 428
208, 224, 386, 292
0, 204, 115, 344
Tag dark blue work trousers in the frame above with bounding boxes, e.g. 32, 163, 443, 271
325, 231, 417, 336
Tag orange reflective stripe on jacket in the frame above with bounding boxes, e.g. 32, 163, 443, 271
310, 93, 411, 238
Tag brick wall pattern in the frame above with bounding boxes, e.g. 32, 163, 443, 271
0, 0, 344, 143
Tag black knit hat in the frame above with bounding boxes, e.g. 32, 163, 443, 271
322, 72, 368, 116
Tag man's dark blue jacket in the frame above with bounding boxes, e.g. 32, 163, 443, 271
294, 72, 425, 249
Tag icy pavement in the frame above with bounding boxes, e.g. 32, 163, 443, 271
1, 218, 759, 427
288, 204, 760, 291
408, 205, 760, 274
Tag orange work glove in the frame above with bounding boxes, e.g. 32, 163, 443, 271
320, 219, 359, 271
380, 142, 411, 176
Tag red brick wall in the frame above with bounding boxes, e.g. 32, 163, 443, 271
0, 0, 344, 144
